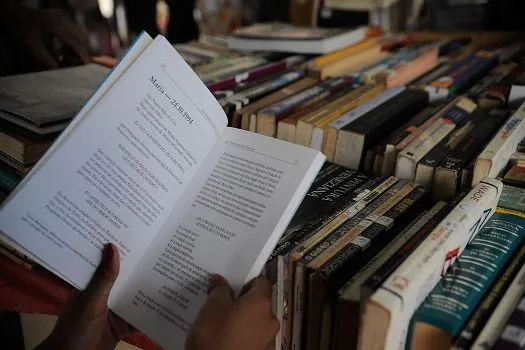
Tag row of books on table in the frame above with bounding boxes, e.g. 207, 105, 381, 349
0, 23, 525, 350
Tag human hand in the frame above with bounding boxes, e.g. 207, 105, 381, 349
0, 4, 90, 68
36, 244, 132, 350
187, 275, 279, 350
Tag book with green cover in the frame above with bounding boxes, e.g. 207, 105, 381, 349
408, 209, 525, 350
498, 184, 525, 213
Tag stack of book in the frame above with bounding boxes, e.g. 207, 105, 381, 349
1, 24, 525, 350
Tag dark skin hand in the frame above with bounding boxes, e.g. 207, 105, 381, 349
36, 243, 279, 350
0, 3, 90, 68
35, 244, 131, 350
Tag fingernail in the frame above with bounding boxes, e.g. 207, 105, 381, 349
208, 274, 226, 293
104, 244, 114, 263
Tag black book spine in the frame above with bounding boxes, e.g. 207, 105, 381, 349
267, 170, 371, 261
344, 90, 429, 141
452, 241, 525, 350
298, 180, 410, 265
441, 109, 509, 171
361, 189, 469, 298
320, 186, 429, 280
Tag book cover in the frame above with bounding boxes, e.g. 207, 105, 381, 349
333, 89, 428, 170
362, 178, 502, 350
409, 211, 525, 350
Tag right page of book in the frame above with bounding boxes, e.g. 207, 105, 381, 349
111, 127, 325, 350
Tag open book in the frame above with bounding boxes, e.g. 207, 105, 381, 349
0, 33, 325, 349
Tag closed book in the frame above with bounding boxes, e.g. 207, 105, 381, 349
0, 165, 22, 192
470, 251, 525, 350
472, 101, 525, 186
206, 55, 306, 92
306, 184, 429, 350
414, 108, 477, 188
504, 165, 525, 189
291, 179, 408, 350
306, 84, 386, 151
409, 210, 525, 350
396, 97, 477, 181
229, 70, 306, 128
360, 189, 468, 306
0, 129, 52, 165
257, 76, 353, 137
424, 52, 498, 99
333, 89, 428, 170
434, 109, 508, 200
309, 36, 381, 70
376, 103, 444, 177
492, 292, 525, 350
309, 44, 388, 79
277, 176, 393, 350
294, 84, 371, 147
498, 184, 525, 213
374, 46, 439, 88
323, 86, 405, 162
276, 83, 357, 143
479, 64, 525, 108
266, 164, 370, 350
454, 229, 525, 350
333, 201, 446, 350
466, 62, 518, 104
510, 152, 525, 167
236, 77, 318, 130
360, 178, 502, 350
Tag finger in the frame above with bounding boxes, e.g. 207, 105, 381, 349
197, 275, 234, 321
84, 243, 120, 300
244, 276, 273, 300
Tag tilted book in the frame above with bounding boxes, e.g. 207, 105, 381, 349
0, 33, 326, 350
360, 177, 502, 350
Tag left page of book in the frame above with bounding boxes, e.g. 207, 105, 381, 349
0, 34, 228, 291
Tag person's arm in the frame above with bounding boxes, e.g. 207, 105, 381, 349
0, 2, 90, 68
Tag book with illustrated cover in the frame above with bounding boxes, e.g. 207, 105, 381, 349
0, 33, 326, 350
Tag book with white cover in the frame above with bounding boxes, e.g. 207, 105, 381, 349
0, 33, 326, 350
359, 177, 502, 350
472, 101, 525, 186
227, 22, 368, 54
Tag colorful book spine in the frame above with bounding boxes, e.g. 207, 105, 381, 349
408, 211, 525, 349
453, 238, 525, 350
362, 178, 502, 350
206, 55, 306, 92
473, 101, 525, 186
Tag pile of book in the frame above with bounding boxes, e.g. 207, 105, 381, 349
265, 161, 525, 350
1, 23, 525, 350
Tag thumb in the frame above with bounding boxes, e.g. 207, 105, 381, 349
84, 243, 120, 301
196, 274, 234, 321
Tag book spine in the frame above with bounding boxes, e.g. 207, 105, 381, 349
454, 239, 525, 350
305, 186, 428, 350
300, 180, 412, 267
409, 212, 525, 345
259, 77, 350, 119
319, 186, 428, 277
291, 176, 397, 259
492, 295, 525, 350
473, 102, 525, 186
466, 62, 517, 101
361, 190, 467, 302
371, 178, 502, 350
206, 56, 305, 92
470, 260, 525, 350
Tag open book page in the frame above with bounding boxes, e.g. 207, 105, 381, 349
112, 127, 325, 350
0, 35, 227, 291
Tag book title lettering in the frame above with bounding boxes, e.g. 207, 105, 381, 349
150, 76, 194, 125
